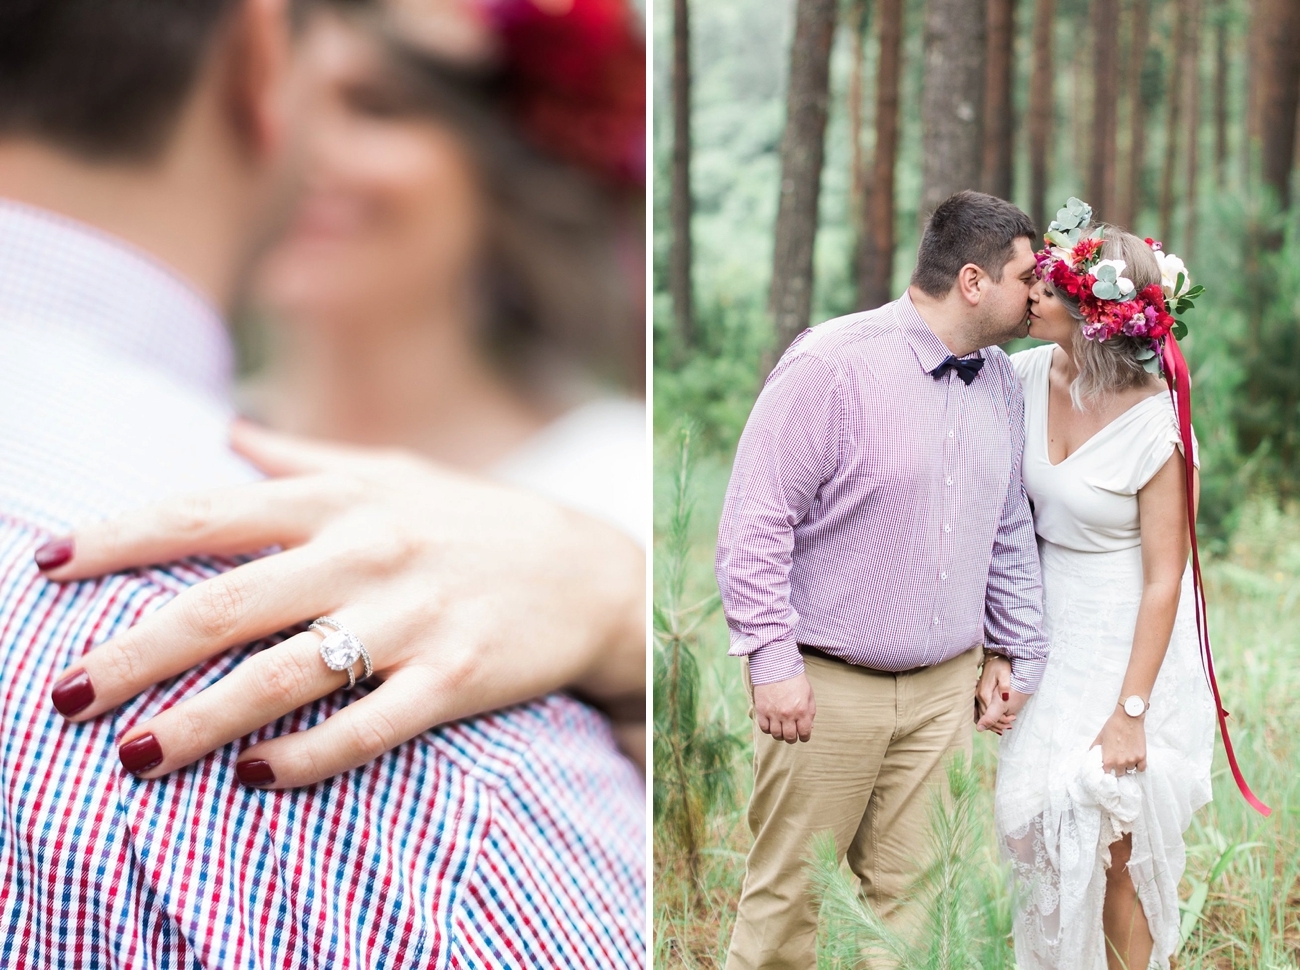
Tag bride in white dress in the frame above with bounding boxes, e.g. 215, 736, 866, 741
991, 206, 1216, 970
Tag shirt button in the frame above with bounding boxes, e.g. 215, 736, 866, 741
933, 616, 940, 625
946, 476, 953, 486
948, 430, 955, 438
944, 524, 952, 533
940, 571, 948, 580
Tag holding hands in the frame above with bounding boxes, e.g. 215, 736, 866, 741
42, 422, 646, 787
975, 654, 1029, 735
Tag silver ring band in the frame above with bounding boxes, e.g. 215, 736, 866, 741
309, 615, 373, 689
1125, 766, 1138, 775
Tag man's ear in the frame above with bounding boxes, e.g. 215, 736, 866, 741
955, 263, 984, 307
222, 0, 292, 163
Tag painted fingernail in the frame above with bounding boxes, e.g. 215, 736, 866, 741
236, 759, 276, 787
34, 537, 73, 571
119, 734, 163, 774
51, 669, 95, 717
1002, 692, 1010, 702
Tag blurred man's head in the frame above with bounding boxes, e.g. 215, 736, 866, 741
0, 0, 303, 306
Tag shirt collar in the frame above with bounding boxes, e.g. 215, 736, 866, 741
894, 289, 984, 376
0, 198, 232, 400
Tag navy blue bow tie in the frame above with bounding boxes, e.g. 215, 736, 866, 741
930, 355, 985, 385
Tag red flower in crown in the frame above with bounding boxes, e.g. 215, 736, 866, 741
479, 0, 645, 188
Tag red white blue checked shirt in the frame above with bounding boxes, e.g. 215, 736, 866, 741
0, 199, 645, 969
716, 293, 1049, 693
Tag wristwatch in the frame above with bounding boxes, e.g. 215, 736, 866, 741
1120, 695, 1149, 717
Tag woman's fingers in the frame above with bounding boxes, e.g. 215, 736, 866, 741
116, 629, 352, 779
53, 548, 341, 721
37, 478, 324, 582
234, 668, 444, 788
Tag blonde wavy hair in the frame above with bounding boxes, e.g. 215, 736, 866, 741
1045, 225, 1162, 409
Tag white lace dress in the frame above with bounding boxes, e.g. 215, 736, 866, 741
994, 344, 1215, 970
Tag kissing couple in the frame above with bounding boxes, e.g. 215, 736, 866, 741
716, 190, 1265, 970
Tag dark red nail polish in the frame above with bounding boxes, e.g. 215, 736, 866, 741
119, 734, 163, 774
236, 759, 276, 787
51, 669, 95, 717
34, 537, 73, 571
1002, 692, 1010, 702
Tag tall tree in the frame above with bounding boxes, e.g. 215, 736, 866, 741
670, 0, 694, 347
1028, 0, 1055, 230
1256, 0, 1300, 209
920, 0, 987, 218
982, 0, 1016, 200
1184, 0, 1203, 254
1117, 0, 1151, 228
768, 0, 839, 363
1089, 0, 1120, 221
1158, 0, 1189, 243
847, 0, 869, 220
858, 0, 904, 310
1212, 0, 1228, 189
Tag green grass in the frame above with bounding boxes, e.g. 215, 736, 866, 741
652, 438, 1300, 970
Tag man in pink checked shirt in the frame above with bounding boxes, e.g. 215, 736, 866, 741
717, 191, 1050, 969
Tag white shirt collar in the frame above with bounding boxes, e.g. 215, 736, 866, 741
0, 198, 232, 399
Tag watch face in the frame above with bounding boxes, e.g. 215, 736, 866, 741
1124, 696, 1145, 717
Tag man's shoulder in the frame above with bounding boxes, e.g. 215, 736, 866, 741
788, 305, 903, 363
0, 319, 256, 531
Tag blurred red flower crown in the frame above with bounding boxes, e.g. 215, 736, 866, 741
478, 0, 645, 189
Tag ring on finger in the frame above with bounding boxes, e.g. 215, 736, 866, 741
309, 615, 374, 689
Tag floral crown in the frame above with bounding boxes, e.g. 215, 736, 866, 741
1034, 198, 1204, 373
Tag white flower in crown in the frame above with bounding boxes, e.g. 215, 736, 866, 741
1154, 249, 1190, 299
1091, 259, 1136, 300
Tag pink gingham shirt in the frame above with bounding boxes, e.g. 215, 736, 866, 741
716, 292, 1048, 693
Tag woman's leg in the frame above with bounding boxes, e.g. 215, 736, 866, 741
1102, 834, 1154, 970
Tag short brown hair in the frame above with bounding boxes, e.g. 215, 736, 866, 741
0, 1, 241, 161
911, 191, 1037, 297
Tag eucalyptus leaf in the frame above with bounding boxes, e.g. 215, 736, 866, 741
1095, 264, 1118, 282
1143, 355, 1164, 374
1093, 280, 1119, 299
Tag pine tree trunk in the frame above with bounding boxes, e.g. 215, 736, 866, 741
1243, 0, 1262, 187
1158, 0, 1188, 243
847, 0, 867, 220
859, 0, 904, 310
982, 0, 1016, 200
1028, 0, 1055, 231
1089, 0, 1120, 222
1117, 0, 1150, 228
768, 0, 839, 363
1184, 0, 1203, 255
1256, 0, 1300, 210
920, 0, 988, 219
1213, 0, 1228, 188
670, 0, 695, 347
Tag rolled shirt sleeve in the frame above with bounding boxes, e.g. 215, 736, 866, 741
715, 349, 842, 685
983, 369, 1050, 693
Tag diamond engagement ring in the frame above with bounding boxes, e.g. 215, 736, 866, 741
309, 616, 373, 689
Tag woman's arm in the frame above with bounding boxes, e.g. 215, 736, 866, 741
40, 422, 646, 785
1095, 448, 1198, 774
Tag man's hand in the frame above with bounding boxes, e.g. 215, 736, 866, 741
753, 673, 816, 743
975, 654, 1029, 734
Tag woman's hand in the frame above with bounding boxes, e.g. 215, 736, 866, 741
41, 421, 645, 787
974, 654, 1019, 735
1094, 706, 1147, 775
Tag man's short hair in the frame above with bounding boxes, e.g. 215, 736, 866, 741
911, 191, 1037, 297
0, 0, 242, 161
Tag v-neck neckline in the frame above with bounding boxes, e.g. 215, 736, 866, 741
1041, 348, 1166, 468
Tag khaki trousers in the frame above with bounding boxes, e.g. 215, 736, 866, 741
724, 646, 981, 970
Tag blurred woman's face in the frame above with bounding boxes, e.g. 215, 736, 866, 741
1027, 277, 1077, 345
258, 13, 485, 325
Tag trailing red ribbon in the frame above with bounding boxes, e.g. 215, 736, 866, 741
1161, 338, 1271, 816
